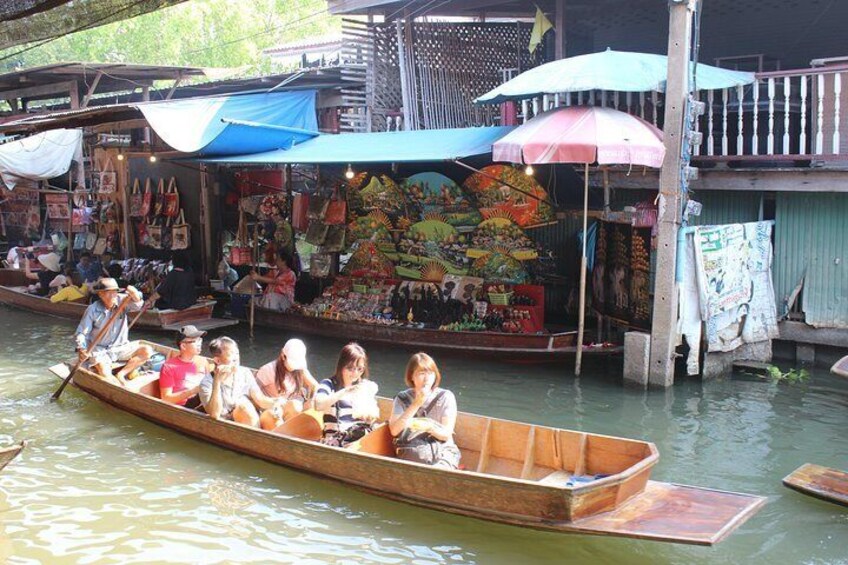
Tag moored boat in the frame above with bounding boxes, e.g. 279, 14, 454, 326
0, 441, 26, 473
50, 340, 765, 545
0, 269, 236, 332
783, 463, 848, 507
253, 306, 620, 361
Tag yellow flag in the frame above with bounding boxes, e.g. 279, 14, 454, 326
528, 6, 554, 54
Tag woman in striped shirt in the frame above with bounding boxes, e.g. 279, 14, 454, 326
313, 343, 379, 446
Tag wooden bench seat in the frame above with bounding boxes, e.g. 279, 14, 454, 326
345, 423, 395, 457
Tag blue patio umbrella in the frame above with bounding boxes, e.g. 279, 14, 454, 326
475, 49, 755, 104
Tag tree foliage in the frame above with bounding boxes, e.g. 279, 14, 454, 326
0, 0, 338, 75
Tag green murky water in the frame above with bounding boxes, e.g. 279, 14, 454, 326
1, 306, 846, 564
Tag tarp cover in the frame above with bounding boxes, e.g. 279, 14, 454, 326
200, 126, 515, 164
138, 90, 318, 156
476, 49, 756, 104
0, 128, 82, 190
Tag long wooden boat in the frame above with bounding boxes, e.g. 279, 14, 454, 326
0, 269, 236, 332
50, 340, 765, 545
783, 463, 848, 507
0, 441, 26, 473
254, 307, 620, 361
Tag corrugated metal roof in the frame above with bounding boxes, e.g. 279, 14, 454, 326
774, 193, 848, 328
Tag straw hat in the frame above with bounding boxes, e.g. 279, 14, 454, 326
37, 252, 61, 273
93, 277, 123, 293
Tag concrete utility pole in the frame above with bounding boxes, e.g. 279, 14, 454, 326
648, 0, 699, 387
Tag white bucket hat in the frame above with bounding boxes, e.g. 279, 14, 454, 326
37, 252, 62, 273
282, 339, 308, 372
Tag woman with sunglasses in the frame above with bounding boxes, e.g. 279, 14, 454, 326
313, 342, 379, 447
254, 338, 319, 430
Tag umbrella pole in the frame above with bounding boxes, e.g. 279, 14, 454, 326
575, 163, 589, 376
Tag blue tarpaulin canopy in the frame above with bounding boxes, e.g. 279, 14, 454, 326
199, 126, 515, 164
139, 90, 319, 156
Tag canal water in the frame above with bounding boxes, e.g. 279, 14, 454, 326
0, 306, 846, 564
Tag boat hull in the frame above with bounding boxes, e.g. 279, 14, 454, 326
0, 283, 216, 331
55, 344, 765, 545
0, 441, 25, 473
254, 308, 619, 360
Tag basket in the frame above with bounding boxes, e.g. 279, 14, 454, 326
488, 292, 513, 306
352, 284, 368, 293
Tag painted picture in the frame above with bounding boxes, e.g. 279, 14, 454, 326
403, 172, 482, 229
467, 217, 538, 261
462, 164, 554, 227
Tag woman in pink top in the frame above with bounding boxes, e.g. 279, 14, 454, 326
254, 338, 318, 430
159, 325, 211, 408
251, 250, 297, 312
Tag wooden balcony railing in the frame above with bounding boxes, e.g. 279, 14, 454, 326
512, 62, 848, 164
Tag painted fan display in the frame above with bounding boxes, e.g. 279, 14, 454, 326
462, 164, 554, 227
469, 251, 529, 284
403, 172, 482, 229
342, 241, 396, 279
467, 217, 538, 261
347, 173, 407, 218
345, 211, 397, 257
396, 218, 469, 279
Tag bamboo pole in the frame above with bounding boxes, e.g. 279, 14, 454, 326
575, 163, 589, 376
66, 170, 74, 264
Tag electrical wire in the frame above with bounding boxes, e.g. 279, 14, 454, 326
0, 0, 152, 64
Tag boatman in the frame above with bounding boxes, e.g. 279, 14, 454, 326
74, 277, 153, 381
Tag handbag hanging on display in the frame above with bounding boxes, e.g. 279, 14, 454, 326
229, 208, 252, 265
147, 217, 164, 250
310, 252, 334, 278
305, 221, 329, 246
291, 192, 310, 231
153, 179, 166, 217
85, 231, 98, 251
164, 177, 180, 217
307, 194, 328, 220
161, 216, 173, 250
99, 155, 117, 194
171, 210, 190, 250
140, 178, 153, 217
73, 232, 87, 251
129, 179, 144, 217
92, 226, 108, 256
136, 219, 150, 247
322, 225, 346, 253
325, 196, 347, 225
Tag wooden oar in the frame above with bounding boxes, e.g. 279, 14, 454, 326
52, 294, 133, 401
249, 226, 259, 339
128, 297, 154, 331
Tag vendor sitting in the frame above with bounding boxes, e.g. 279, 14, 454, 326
250, 250, 297, 312
76, 251, 102, 284
49, 267, 88, 303
145, 251, 197, 311
24, 252, 62, 296
74, 278, 152, 381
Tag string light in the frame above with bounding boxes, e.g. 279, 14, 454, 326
524, 164, 534, 176
344, 164, 355, 180
149, 153, 157, 163
116, 150, 125, 161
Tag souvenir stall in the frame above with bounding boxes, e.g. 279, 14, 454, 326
202, 126, 625, 360
292, 166, 555, 336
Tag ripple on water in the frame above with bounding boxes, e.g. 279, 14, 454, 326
1, 309, 848, 564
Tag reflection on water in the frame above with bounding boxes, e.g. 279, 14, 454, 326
1, 305, 847, 564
